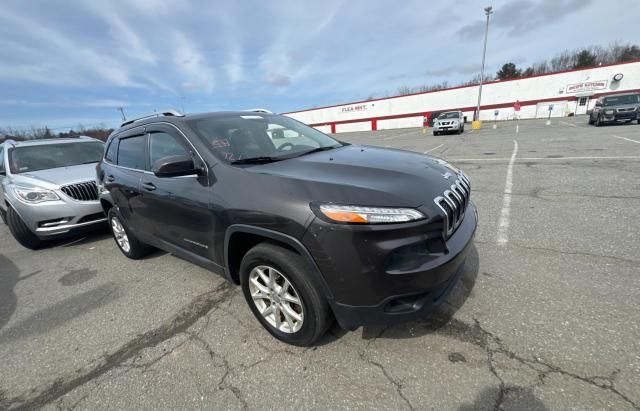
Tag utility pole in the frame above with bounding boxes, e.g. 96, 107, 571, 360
117, 107, 127, 122
474, 6, 493, 122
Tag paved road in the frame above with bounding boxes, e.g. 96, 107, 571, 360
1, 117, 639, 410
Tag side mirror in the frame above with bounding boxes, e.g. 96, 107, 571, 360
595, 103, 602, 108
152, 155, 200, 177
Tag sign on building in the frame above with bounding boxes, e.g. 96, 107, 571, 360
565, 80, 607, 94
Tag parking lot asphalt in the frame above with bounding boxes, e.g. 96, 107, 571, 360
1, 117, 639, 410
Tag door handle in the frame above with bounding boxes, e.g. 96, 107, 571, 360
106, 175, 115, 182
142, 182, 156, 191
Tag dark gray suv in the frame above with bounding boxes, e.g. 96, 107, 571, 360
589, 93, 640, 126
97, 111, 476, 346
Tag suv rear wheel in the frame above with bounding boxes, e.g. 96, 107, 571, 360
108, 208, 153, 259
240, 242, 332, 346
7, 207, 42, 249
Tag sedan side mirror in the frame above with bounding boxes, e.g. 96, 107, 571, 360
152, 155, 200, 177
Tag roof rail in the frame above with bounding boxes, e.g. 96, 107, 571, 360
121, 109, 185, 127
245, 108, 274, 114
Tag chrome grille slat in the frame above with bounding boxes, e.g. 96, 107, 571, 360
61, 181, 99, 201
433, 173, 471, 237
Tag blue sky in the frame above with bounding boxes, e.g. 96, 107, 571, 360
1, 0, 637, 130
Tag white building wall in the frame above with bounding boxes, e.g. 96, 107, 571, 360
284, 60, 640, 132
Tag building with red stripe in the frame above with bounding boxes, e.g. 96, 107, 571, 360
283, 59, 640, 133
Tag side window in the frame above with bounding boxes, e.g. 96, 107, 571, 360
105, 139, 118, 163
149, 131, 189, 167
117, 135, 146, 170
0, 147, 5, 174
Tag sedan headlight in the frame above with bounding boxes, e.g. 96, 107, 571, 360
12, 185, 60, 203
604, 109, 614, 115
314, 204, 425, 224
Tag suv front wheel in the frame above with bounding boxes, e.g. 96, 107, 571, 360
240, 242, 332, 346
6, 207, 42, 249
108, 208, 153, 259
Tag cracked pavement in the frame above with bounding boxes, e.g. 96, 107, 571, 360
1, 118, 639, 410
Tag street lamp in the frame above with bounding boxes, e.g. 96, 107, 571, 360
474, 6, 493, 122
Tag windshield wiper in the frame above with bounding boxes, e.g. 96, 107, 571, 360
297, 145, 342, 157
230, 156, 283, 164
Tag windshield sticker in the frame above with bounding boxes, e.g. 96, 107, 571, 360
211, 139, 231, 148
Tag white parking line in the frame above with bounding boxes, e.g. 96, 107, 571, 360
424, 144, 444, 154
613, 134, 640, 144
449, 156, 640, 162
560, 121, 577, 127
496, 140, 518, 246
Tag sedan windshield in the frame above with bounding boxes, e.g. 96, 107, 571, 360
187, 114, 344, 163
439, 112, 460, 119
603, 94, 639, 106
9, 141, 104, 174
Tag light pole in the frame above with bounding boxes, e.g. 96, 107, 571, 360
474, 6, 493, 122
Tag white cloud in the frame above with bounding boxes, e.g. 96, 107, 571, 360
224, 49, 244, 84
84, 2, 157, 64
170, 30, 215, 93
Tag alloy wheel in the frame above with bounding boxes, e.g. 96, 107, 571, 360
111, 216, 130, 253
248, 265, 304, 333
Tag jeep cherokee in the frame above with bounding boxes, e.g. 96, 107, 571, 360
97, 110, 477, 346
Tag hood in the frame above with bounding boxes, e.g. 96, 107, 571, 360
12, 163, 98, 188
245, 145, 463, 209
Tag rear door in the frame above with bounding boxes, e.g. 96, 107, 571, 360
105, 129, 147, 233
137, 124, 214, 258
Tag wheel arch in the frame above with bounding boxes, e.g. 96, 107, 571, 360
224, 224, 334, 300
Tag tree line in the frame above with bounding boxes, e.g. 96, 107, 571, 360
0, 125, 114, 143
397, 43, 640, 96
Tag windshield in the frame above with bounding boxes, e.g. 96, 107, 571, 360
187, 114, 343, 163
438, 112, 460, 119
8, 141, 104, 173
603, 94, 639, 106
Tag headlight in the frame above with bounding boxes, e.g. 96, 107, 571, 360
12, 185, 60, 203
604, 109, 614, 115
314, 204, 425, 224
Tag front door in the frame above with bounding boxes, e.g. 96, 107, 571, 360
576, 96, 589, 115
0, 146, 6, 205
137, 124, 214, 259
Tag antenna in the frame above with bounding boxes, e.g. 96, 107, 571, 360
117, 107, 127, 122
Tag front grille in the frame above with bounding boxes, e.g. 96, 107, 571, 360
617, 107, 635, 112
61, 181, 99, 201
434, 173, 471, 237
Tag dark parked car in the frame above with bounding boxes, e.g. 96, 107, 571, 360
97, 110, 477, 346
589, 93, 640, 126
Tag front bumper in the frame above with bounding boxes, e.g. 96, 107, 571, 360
303, 201, 477, 330
433, 123, 460, 132
8, 197, 106, 238
603, 111, 640, 122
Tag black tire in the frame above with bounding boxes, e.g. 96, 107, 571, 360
107, 208, 152, 259
461, 125, 465, 132
6, 207, 43, 249
240, 242, 332, 346
0, 207, 6, 225
588, 115, 593, 125
595, 116, 602, 127
637, 119, 640, 125
433, 130, 439, 136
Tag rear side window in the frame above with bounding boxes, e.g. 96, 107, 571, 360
117, 136, 146, 170
149, 132, 189, 167
105, 139, 118, 163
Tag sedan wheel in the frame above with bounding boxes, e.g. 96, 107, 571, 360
248, 265, 304, 333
